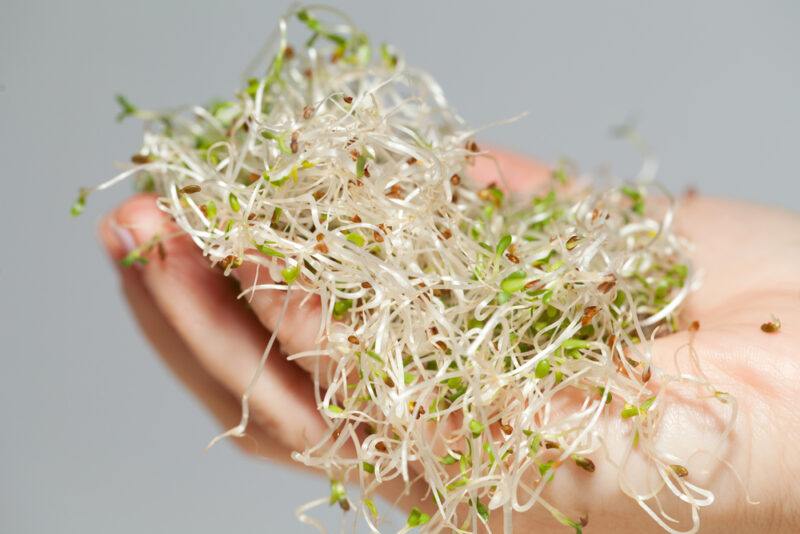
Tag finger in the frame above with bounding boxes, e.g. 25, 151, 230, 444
674, 196, 800, 319
105, 216, 449, 507
646, 327, 796, 532
234, 261, 325, 359
100, 194, 327, 451
113, 258, 291, 461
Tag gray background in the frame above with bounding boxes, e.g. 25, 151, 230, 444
1, 1, 798, 533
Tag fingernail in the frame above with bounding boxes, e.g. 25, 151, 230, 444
98, 213, 138, 268
110, 218, 137, 254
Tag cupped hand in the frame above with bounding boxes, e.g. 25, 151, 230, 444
98, 150, 800, 533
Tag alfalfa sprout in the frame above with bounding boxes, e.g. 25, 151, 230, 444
75, 5, 738, 533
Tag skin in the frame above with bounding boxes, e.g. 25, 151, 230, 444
98, 149, 800, 533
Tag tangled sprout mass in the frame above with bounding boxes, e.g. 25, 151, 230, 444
75, 6, 737, 534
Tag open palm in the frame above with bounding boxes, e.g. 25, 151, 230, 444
99, 149, 800, 533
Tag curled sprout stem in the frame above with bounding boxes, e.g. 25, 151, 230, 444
77, 5, 736, 533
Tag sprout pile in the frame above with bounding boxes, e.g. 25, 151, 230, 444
76, 6, 737, 534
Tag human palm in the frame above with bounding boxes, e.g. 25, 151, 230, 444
99, 150, 800, 533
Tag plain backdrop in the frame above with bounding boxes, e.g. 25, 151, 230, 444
1, 1, 798, 533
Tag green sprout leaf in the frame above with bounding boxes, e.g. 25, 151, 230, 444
475, 499, 489, 522
671, 263, 689, 281
194, 135, 212, 151
640, 395, 657, 412
70, 189, 88, 217
621, 185, 645, 214
363, 498, 378, 518
346, 232, 366, 247
333, 299, 353, 318
364, 499, 378, 518
297, 9, 317, 28
356, 155, 367, 178
539, 460, 555, 478
445, 377, 467, 401
362, 462, 375, 474
621, 397, 656, 419
297, 9, 347, 47
208, 100, 235, 119
351, 34, 371, 65
479, 184, 504, 207
447, 376, 462, 389
621, 185, 641, 201
255, 242, 285, 258
266, 49, 285, 85
500, 271, 527, 293
552, 165, 568, 184
534, 358, 551, 379
439, 454, 458, 465
655, 279, 670, 299
121, 250, 148, 267
281, 265, 299, 284
495, 234, 512, 257
446, 476, 469, 491
204, 200, 217, 219
406, 507, 430, 527
228, 192, 241, 213
270, 207, 283, 226
245, 77, 260, 97
365, 349, 383, 363
329, 479, 348, 508
468, 419, 485, 438
261, 130, 291, 154
533, 189, 556, 211
528, 433, 542, 457
541, 289, 553, 305
136, 174, 155, 193
115, 94, 138, 122
380, 42, 398, 69
327, 404, 344, 414
266, 172, 289, 187
561, 338, 590, 351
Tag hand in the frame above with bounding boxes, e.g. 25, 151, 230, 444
98, 149, 800, 533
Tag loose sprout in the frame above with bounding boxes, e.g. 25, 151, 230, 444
75, 5, 738, 533
70, 189, 88, 217
760, 316, 781, 333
